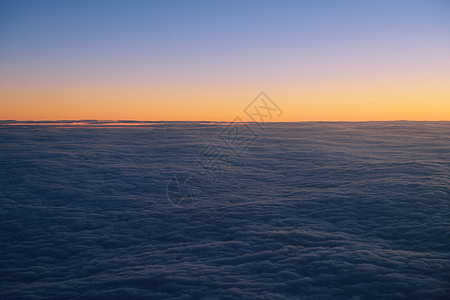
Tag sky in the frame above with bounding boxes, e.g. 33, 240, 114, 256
0, 0, 449, 121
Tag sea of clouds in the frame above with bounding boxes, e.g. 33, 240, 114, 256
0, 121, 449, 299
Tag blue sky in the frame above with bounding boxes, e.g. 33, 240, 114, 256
1, 0, 449, 120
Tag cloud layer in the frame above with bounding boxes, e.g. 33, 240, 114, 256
0, 122, 449, 299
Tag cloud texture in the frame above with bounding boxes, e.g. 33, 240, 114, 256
0, 122, 449, 299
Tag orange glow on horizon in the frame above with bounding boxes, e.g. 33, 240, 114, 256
1, 76, 449, 121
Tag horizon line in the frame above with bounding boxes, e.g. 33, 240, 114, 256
1, 119, 449, 125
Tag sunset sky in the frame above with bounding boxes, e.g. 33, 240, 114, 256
1, 0, 449, 121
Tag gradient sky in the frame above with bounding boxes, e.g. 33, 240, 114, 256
1, 0, 449, 121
